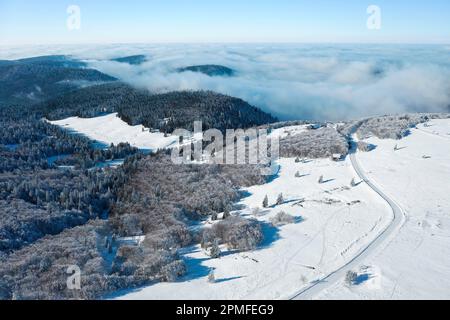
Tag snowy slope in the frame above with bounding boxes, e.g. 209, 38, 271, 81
112, 156, 391, 300
315, 119, 450, 300
268, 125, 308, 139
416, 119, 450, 141
49, 113, 179, 151
50, 113, 450, 300
292, 139, 405, 299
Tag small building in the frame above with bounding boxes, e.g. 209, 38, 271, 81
331, 153, 344, 162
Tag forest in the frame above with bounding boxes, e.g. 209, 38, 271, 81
0, 55, 274, 299
0, 55, 116, 107
41, 82, 277, 133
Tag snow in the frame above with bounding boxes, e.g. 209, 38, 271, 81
50, 113, 450, 300
315, 120, 450, 299
95, 159, 125, 169
113, 155, 391, 300
118, 236, 146, 246
268, 125, 308, 139
48, 113, 179, 152
416, 119, 450, 141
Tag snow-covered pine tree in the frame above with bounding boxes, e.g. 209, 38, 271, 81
209, 239, 221, 259
263, 195, 269, 208
276, 193, 284, 205
223, 207, 231, 219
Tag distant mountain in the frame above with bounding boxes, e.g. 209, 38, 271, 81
0, 55, 86, 68
111, 55, 147, 65
41, 82, 277, 133
0, 56, 116, 107
16, 55, 87, 68
177, 64, 235, 77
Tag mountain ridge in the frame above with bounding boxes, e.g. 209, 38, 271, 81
41, 82, 277, 133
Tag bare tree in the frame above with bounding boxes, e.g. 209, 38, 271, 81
345, 270, 358, 286
252, 207, 261, 217
270, 211, 296, 226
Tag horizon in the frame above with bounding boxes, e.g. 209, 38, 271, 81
2, 41, 450, 47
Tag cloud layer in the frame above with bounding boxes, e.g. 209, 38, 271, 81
2, 44, 450, 121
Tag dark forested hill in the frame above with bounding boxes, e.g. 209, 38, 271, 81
41, 82, 277, 132
111, 55, 148, 65
177, 64, 235, 77
0, 55, 116, 107
14, 55, 87, 68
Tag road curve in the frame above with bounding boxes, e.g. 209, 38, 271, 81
291, 141, 405, 300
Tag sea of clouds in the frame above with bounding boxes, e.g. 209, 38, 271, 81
2, 43, 450, 121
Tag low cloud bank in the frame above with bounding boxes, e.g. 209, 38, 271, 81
3, 44, 450, 121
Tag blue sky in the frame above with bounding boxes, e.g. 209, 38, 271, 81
1, 0, 449, 45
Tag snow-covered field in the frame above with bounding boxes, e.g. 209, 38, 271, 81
50, 114, 450, 300
112, 155, 391, 300
316, 120, 450, 300
417, 119, 450, 141
49, 113, 179, 151
268, 125, 308, 139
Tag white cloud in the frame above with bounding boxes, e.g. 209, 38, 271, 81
2, 44, 450, 121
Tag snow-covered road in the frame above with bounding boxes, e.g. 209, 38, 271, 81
292, 142, 405, 300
